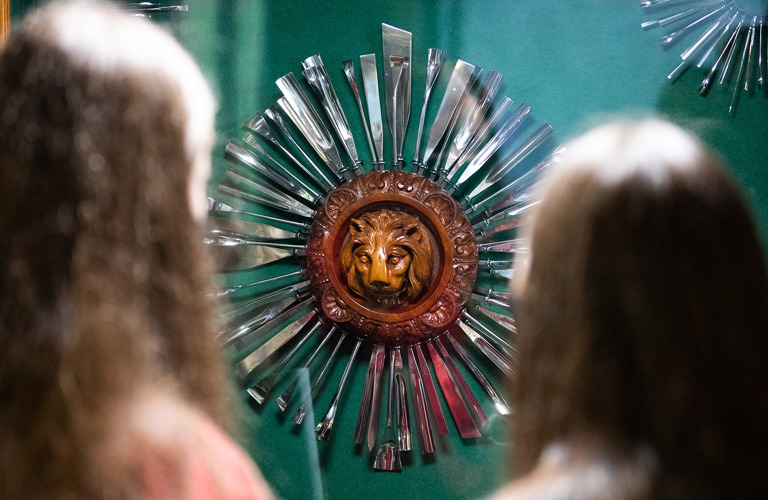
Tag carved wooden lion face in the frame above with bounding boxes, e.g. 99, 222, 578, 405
341, 209, 433, 305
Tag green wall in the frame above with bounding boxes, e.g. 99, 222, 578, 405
8, 1, 768, 499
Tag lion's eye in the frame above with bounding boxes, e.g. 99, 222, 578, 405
388, 255, 400, 265
357, 254, 370, 264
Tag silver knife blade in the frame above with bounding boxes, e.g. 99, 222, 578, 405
360, 54, 385, 168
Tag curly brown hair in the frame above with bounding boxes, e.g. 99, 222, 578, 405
0, 3, 228, 498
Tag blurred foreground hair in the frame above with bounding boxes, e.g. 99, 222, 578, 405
511, 120, 768, 499
0, 2, 227, 497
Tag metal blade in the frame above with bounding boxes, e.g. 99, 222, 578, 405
367, 342, 387, 451
476, 305, 517, 335
355, 344, 381, 445
435, 337, 488, 427
393, 349, 412, 451
382, 23, 412, 163
420, 60, 478, 170
343, 59, 378, 165
293, 334, 346, 425
303, 55, 363, 175
416, 344, 449, 434
427, 342, 481, 438
276, 326, 337, 412
477, 238, 527, 254
232, 296, 314, 352
444, 333, 510, 416
246, 319, 323, 404
263, 106, 336, 191
454, 102, 531, 187
218, 281, 308, 324
457, 320, 516, 380
407, 346, 435, 454
316, 338, 363, 442
236, 309, 316, 380
442, 71, 503, 177
471, 285, 513, 310
223, 167, 315, 218
276, 73, 350, 181
208, 234, 295, 273
360, 54, 385, 168
211, 269, 305, 298
467, 124, 554, 201
413, 48, 445, 166
462, 310, 515, 355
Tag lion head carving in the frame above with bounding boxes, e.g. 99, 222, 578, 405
341, 209, 433, 305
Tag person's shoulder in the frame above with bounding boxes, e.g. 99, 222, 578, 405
113, 392, 275, 500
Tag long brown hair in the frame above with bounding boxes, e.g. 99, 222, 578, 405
0, 3, 228, 497
513, 121, 768, 498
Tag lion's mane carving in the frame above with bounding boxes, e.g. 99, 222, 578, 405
341, 209, 433, 305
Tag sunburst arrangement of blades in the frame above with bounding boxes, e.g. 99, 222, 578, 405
206, 23, 559, 471
641, 0, 767, 114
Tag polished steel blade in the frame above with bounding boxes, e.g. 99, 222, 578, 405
382, 23, 412, 164
393, 349, 412, 451
367, 342, 387, 451
236, 309, 317, 380
420, 60, 477, 170
316, 338, 363, 442
343, 59, 378, 165
355, 344, 380, 445
223, 168, 315, 218
444, 333, 510, 416
303, 55, 362, 174
427, 342, 481, 439
360, 54, 385, 168
293, 334, 346, 425
233, 296, 314, 352
435, 337, 488, 427
407, 346, 435, 454
246, 319, 323, 404
416, 344, 449, 434
458, 320, 516, 380
476, 306, 517, 335
276, 326, 337, 412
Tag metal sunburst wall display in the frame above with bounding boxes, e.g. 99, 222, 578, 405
206, 23, 558, 472
641, 0, 767, 114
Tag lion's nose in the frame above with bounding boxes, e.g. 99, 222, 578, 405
369, 255, 390, 289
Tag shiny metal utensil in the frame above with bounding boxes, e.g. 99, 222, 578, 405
658, 4, 727, 48
427, 342, 481, 438
407, 346, 435, 454
465, 124, 554, 203
276, 326, 338, 411
209, 214, 301, 242
263, 106, 335, 191
211, 269, 305, 298
471, 285, 513, 310
457, 319, 515, 379
316, 338, 363, 442
208, 197, 309, 232
476, 305, 517, 336
477, 238, 527, 254
413, 48, 444, 168
232, 296, 314, 352
343, 60, 378, 166
415, 344, 449, 434
276, 74, 351, 181
730, 20, 751, 115
355, 344, 385, 445
382, 23, 412, 170
303, 55, 363, 176
360, 54, 385, 169
222, 168, 315, 219
367, 342, 387, 451
442, 97, 514, 190
444, 333, 510, 416
418, 60, 478, 174
699, 16, 743, 95
452, 102, 531, 192
390, 57, 410, 169
218, 280, 309, 322
293, 334, 346, 425
463, 310, 515, 356
247, 319, 324, 404
434, 337, 488, 427
236, 309, 317, 380
374, 349, 401, 471
393, 349, 412, 451
220, 293, 303, 346
205, 229, 305, 251
242, 114, 324, 200
438, 71, 503, 181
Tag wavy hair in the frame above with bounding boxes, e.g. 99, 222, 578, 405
0, 3, 228, 497
511, 120, 768, 499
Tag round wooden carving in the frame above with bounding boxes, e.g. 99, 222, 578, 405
307, 170, 478, 345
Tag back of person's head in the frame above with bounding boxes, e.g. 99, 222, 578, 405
513, 120, 768, 498
0, 2, 226, 497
